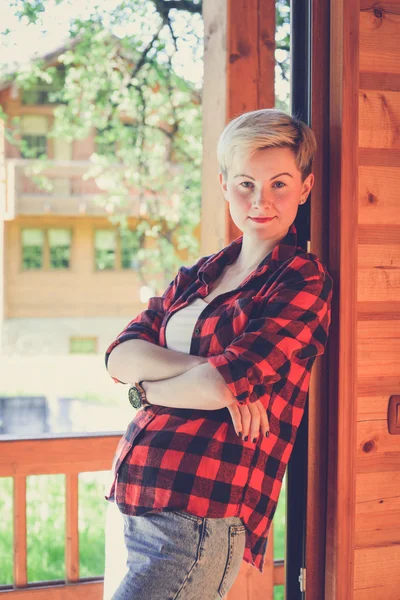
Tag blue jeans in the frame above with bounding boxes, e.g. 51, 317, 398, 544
103, 503, 246, 600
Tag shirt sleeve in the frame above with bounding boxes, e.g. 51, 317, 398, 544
104, 254, 209, 382
206, 259, 333, 406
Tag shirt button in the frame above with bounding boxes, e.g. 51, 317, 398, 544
194, 327, 200, 334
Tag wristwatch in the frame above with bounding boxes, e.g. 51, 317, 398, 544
128, 380, 149, 410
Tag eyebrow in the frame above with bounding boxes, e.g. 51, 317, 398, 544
234, 172, 293, 180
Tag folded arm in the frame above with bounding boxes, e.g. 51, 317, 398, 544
107, 339, 208, 384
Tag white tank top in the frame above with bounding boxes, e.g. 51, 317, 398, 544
165, 297, 208, 353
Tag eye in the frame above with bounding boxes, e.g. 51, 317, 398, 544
240, 181, 254, 189
272, 181, 286, 189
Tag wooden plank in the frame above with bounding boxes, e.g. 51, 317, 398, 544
225, 0, 275, 243
65, 474, 79, 583
359, 90, 400, 149
355, 494, 400, 548
360, 71, 400, 91
0, 581, 103, 599
358, 375, 400, 396
356, 420, 400, 473
359, 167, 400, 224
358, 269, 400, 302
201, 0, 227, 255
358, 301, 400, 320
356, 471, 400, 503
307, 0, 331, 596
357, 394, 395, 421
358, 243, 400, 270
358, 320, 400, 340
358, 224, 400, 245
13, 476, 27, 588
360, 10, 400, 75
354, 545, 400, 592
0, 435, 121, 477
358, 337, 400, 377
359, 147, 400, 166
324, 0, 359, 597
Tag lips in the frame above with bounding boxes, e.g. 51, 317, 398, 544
250, 217, 275, 223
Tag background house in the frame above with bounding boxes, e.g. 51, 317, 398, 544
0, 45, 201, 433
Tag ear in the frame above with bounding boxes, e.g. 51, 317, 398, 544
301, 173, 314, 202
219, 172, 229, 201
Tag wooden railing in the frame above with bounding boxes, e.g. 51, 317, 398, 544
0, 434, 284, 599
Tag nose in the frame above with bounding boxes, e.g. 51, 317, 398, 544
252, 188, 272, 209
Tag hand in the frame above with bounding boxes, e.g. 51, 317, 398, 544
227, 400, 270, 443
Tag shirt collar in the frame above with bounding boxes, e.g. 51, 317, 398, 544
198, 222, 298, 284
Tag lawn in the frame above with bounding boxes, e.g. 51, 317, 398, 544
0, 472, 286, 598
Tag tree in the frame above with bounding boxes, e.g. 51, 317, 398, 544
1, 0, 290, 292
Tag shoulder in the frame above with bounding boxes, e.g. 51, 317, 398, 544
287, 249, 333, 284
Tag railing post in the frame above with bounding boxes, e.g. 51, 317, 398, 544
66, 472, 80, 583
13, 475, 27, 587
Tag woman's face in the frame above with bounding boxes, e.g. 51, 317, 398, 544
219, 146, 314, 242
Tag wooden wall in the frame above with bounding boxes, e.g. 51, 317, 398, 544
355, 2, 400, 598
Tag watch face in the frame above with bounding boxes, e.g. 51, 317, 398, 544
128, 385, 142, 409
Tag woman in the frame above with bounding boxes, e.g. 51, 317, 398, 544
103, 108, 333, 599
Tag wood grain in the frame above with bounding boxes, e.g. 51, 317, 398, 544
359, 168, 400, 225
13, 475, 27, 588
356, 420, 400, 473
355, 494, 400, 548
0, 581, 103, 599
359, 90, 400, 148
0, 435, 120, 477
65, 473, 79, 583
324, 0, 360, 598
360, 10, 400, 74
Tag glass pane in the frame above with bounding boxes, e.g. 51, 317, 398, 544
120, 230, 140, 270
70, 338, 97, 354
0, 478, 13, 585
95, 230, 116, 270
79, 471, 109, 577
48, 228, 72, 269
21, 135, 47, 159
273, 472, 286, 560
26, 474, 65, 582
21, 228, 44, 270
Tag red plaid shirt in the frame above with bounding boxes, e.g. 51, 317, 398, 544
105, 223, 333, 572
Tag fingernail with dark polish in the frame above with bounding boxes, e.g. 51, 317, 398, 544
237, 432, 242, 438
265, 431, 269, 437
252, 438, 257, 444
244, 435, 248, 442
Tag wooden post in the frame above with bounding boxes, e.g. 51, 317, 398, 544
324, 0, 360, 598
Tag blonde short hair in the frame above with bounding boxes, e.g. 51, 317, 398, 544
217, 108, 317, 182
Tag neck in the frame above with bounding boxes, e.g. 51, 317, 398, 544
234, 230, 288, 272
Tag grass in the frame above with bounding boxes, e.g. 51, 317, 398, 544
0, 472, 286, 598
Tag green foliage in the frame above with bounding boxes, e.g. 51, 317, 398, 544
0, 472, 286, 588
3, 0, 290, 291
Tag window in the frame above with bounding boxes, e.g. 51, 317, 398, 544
95, 230, 116, 270
20, 135, 47, 159
21, 228, 72, 270
21, 66, 66, 105
21, 229, 45, 270
69, 337, 97, 354
49, 229, 72, 269
120, 229, 140, 270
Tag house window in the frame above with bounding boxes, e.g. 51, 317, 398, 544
70, 337, 97, 354
49, 229, 72, 269
21, 66, 66, 105
21, 228, 72, 270
95, 230, 116, 270
21, 229, 45, 270
120, 229, 140, 270
20, 135, 47, 159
